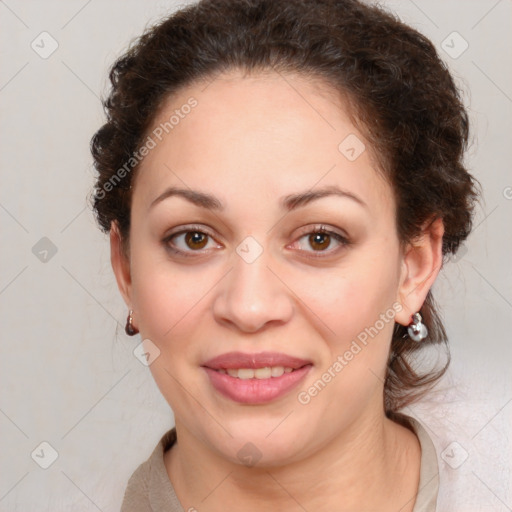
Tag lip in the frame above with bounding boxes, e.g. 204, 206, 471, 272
202, 351, 312, 404
203, 351, 311, 370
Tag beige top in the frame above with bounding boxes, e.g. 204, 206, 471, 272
120, 415, 439, 511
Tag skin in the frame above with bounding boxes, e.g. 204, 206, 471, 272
110, 70, 444, 511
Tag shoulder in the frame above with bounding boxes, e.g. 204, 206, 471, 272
394, 413, 439, 512
403, 366, 512, 511
120, 460, 151, 511
120, 428, 180, 512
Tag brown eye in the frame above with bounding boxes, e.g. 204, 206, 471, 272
293, 226, 349, 256
164, 227, 221, 256
185, 231, 208, 250
308, 232, 331, 251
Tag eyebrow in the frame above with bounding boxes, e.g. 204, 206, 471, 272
149, 185, 367, 211
281, 185, 367, 210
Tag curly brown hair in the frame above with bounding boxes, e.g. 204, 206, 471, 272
90, 0, 479, 415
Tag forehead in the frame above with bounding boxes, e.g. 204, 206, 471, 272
132, 70, 394, 218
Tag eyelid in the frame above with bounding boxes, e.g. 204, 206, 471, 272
165, 223, 218, 239
293, 224, 349, 241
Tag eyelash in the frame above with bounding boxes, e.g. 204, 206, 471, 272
162, 224, 350, 259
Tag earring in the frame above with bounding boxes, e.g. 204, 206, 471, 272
125, 310, 139, 336
407, 312, 427, 342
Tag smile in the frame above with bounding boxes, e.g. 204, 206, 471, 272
202, 352, 312, 404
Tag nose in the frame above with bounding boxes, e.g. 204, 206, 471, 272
212, 243, 294, 333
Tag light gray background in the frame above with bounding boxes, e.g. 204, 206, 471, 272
0, 0, 511, 510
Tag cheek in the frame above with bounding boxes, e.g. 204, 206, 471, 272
292, 267, 399, 431
128, 225, 218, 336
290, 251, 401, 345
132, 262, 211, 342
289, 249, 402, 418
128, 256, 216, 412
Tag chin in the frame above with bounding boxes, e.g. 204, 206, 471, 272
199, 413, 315, 467
228, 433, 308, 469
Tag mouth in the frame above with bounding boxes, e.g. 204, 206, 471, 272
202, 352, 312, 404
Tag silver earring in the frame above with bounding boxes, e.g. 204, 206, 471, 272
407, 312, 427, 342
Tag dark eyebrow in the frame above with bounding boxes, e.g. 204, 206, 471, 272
150, 187, 223, 211
149, 185, 366, 211
281, 185, 367, 211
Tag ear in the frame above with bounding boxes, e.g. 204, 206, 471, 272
395, 217, 444, 326
110, 221, 132, 307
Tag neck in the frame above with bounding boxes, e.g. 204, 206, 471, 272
164, 412, 421, 512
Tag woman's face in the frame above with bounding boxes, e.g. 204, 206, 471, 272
114, 70, 421, 466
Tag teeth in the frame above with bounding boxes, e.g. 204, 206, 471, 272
254, 367, 271, 379
219, 366, 294, 379
271, 366, 284, 377
238, 369, 255, 380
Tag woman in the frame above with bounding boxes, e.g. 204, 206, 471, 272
90, 0, 478, 510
